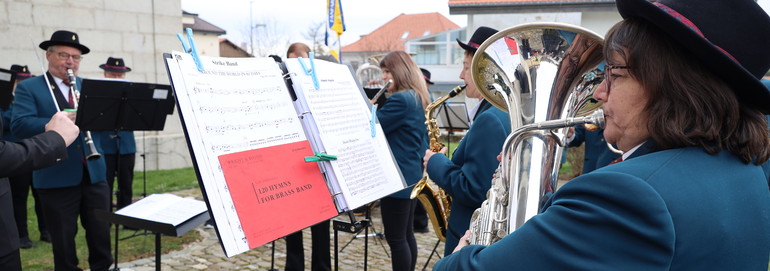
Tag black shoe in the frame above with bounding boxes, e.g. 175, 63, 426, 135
414, 227, 430, 233
20, 237, 35, 249
39, 231, 51, 243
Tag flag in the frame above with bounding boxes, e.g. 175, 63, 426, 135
326, 0, 345, 63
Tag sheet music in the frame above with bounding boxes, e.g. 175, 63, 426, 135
166, 52, 316, 257
115, 193, 207, 226
285, 58, 406, 209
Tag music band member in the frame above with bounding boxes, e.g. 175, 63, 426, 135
282, 43, 332, 271
376, 50, 431, 270
3, 65, 51, 249
0, 112, 80, 271
422, 26, 512, 256
12, 30, 112, 271
94, 57, 137, 211
434, 0, 770, 269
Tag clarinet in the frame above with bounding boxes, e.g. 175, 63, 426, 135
66, 69, 101, 161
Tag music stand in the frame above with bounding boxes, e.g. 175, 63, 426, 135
77, 79, 175, 132
77, 79, 175, 271
0, 68, 17, 110
435, 102, 470, 150
94, 194, 210, 271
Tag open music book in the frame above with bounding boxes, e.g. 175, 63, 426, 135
164, 52, 405, 257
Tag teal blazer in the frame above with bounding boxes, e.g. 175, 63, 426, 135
434, 146, 770, 270
376, 90, 428, 199
426, 100, 510, 255
12, 74, 107, 189
93, 131, 136, 155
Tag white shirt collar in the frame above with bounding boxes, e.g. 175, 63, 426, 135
621, 142, 645, 161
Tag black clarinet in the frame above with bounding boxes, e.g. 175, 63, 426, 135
66, 69, 101, 161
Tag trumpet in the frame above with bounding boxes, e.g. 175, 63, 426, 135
66, 69, 101, 161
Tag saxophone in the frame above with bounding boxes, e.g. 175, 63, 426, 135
466, 23, 606, 245
410, 84, 466, 242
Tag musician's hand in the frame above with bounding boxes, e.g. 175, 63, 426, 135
423, 149, 436, 168
452, 230, 471, 253
46, 112, 80, 146
63, 110, 76, 122
567, 126, 575, 138
439, 146, 448, 155
369, 99, 376, 105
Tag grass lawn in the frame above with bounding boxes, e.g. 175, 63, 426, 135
19, 167, 201, 270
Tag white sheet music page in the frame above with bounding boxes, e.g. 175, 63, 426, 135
115, 193, 207, 226
166, 52, 314, 257
285, 58, 405, 209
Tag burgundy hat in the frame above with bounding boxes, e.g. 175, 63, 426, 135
457, 26, 498, 53
10, 64, 33, 80
420, 68, 434, 85
99, 57, 132, 73
38, 30, 90, 54
616, 0, 770, 113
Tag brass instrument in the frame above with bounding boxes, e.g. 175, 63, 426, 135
66, 69, 101, 161
466, 23, 606, 245
410, 84, 466, 242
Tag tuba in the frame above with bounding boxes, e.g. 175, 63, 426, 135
467, 23, 606, 245
410, 84, 466, 242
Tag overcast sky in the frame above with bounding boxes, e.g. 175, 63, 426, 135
181, 0, 770, 49
180, 0, 467, 48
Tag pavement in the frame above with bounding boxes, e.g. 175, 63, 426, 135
114, 188, 446, 271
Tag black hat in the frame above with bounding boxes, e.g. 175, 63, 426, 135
10, 65, 33, 80
99, 57, 132, 72
38, 30, 90, 54
616, 0, 770, 113
420, 68, 434, 85
457, 26, 498, 53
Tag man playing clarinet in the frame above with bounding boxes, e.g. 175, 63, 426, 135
11, 30, 112, 271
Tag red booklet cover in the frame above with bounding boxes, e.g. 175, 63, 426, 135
218, 140, 338, 249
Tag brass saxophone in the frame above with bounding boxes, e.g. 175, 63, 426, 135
410, 84, 466, 242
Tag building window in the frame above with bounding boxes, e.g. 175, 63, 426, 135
401, 31, 410, 40
406, 27, 467, 66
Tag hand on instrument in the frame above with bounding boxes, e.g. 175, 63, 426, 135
46, 111, 80, 146
453, 230, 471, 253
423, 147, 448, 168
63, 110, 76, 122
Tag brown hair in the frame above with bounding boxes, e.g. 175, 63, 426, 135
604, 18, 770, 164
379, 51, 431, 108
286, 43, 311, 58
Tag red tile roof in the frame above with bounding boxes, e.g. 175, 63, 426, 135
342, 12, 459, 53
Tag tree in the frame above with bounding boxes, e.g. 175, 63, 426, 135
237, 16, 290, 57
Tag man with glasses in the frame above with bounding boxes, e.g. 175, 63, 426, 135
12, 30, 112, 271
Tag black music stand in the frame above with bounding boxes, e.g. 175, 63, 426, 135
94, 194, 210, 271
435, 102, 470, 150
332, 203, 389, 271
78, 79, 175, 271
0, 68, 16, 110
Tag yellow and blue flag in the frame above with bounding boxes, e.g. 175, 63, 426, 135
326, 0, 345, 63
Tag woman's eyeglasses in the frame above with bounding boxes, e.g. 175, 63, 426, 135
603, 65, 631, 94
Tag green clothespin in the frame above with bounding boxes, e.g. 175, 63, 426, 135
304, 151, 338, 162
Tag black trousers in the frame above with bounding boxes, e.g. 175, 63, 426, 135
0, 249, 21, 271
413, 201, 428, 230
285, 220, 331, 271
9, 172, 46, 239
37, 176, 112, 271
105, 153, 135, 209
380, 197, 418, 271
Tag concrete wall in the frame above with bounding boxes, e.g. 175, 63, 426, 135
467, 11, 622, 40
0, 0, 191, 170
